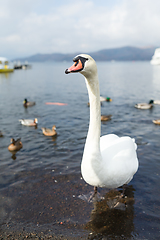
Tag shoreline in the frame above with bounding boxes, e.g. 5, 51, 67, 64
0, 169, 93, 239
0, 167, 137, 239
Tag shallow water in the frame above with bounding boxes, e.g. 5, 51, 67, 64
0, 61, 160, 239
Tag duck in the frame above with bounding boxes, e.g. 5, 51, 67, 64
101, 115, 112, 121
65, 54, 138, 197
0, 131, 3, 137
151, 99, 160, 105
19, 118, 38, 127
100, 96, 112, 102
41, 125, 57, 136
88, 96, 112, 106
23, 98, 36, 107
152, 119, 160, 125
134, 100, 153, 109
8, 138, 23, 152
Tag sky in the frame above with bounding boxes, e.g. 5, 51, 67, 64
1, 0, 160, 59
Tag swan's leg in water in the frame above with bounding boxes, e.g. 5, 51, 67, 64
94, 186, 97, 195
121, 184, 127, 197
78, 186, 103, 202
88, 186, 99, 202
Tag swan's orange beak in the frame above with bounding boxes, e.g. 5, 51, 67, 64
65, 60, 83, 74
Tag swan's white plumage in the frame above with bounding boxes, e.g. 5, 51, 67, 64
82, 133, 138, 188
66, 54, 139, 190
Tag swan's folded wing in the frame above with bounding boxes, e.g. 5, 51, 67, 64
100, 134, 119, 151
100, 135, 138, 187
100, 135, 138, 165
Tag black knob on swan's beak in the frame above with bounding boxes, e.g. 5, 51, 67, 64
65, 69, 70, 74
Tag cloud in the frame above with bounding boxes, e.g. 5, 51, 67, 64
0, 0, 160, 59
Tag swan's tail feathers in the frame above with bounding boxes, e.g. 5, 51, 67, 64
132, 138, 137, 150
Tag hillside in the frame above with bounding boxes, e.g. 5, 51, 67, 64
14, 46, 156, 62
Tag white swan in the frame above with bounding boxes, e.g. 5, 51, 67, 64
65, 54, 139, 194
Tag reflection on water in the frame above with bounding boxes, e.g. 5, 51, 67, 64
86, 186, 135, 239
9, 151, 18, 160
0, 72, 13, 79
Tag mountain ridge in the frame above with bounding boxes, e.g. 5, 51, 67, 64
13, 46, 156, 62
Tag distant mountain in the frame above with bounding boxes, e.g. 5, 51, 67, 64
90, 46, 156, 61
13, 46, 156, 62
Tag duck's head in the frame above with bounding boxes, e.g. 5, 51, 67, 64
23, 98, 28, 104
52, 125, 56, 130
65, 54, 97, 78
106, 97, 112, 102
10, 138, 15, 144
34, 118, 38, 123
149, 99, 154, 104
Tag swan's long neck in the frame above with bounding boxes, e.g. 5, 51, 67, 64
80, 60, 102, 186
84, 73, 101, 151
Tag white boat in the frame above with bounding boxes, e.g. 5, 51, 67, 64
14, 60, 31, 70
0, 57, 14, 73
150, 48, 160, 65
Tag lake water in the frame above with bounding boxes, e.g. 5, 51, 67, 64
0, 61, 160, 239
